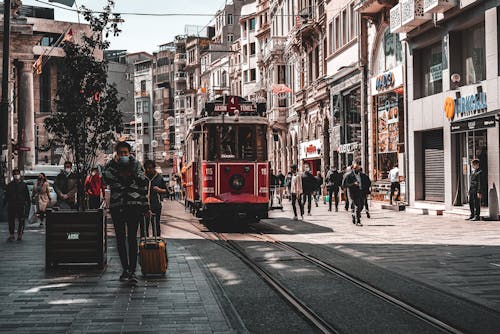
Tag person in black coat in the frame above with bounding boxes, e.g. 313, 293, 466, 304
313, 172, 324, 207
144, 160, 167, 236
4, 169, 30, 241
342, 162, 363, 226
301, 164, 316, 215
359, 168, 372, 218
326, 166, 342, 212
467, 159, 482, 221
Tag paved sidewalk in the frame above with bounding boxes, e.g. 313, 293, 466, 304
0, 217, 235, 333
267, 197, 500, 310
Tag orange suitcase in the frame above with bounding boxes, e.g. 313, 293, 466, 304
139, 216, 167, 276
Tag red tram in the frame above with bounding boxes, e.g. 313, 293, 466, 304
184, 96, 269, 223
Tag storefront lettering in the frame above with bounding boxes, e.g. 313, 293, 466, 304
337, 142, 360, 153
454, 92, 487, 120
375, 72, 395, 91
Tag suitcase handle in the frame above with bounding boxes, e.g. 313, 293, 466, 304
142, 214, 161, 241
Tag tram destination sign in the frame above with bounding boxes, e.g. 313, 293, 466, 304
214, 104, 256, 112
205, 96, 265, 115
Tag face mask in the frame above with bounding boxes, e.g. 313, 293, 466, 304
91, 172, 96, 176
65, 168, 72, 174
304, 167, 310, 172
14, 175, 20, 180
119, 156, 130, 165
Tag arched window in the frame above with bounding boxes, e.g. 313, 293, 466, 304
373, 28, 403, 74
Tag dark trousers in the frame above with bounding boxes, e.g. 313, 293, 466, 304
111, 208, 141, 273
88, 196, 101, 209
390, 182, 400, 204
344, 190, 350, 210
364, 196, 369, 212
8, 205, 25, 235
291, 193, 304, 217
352, 194, 364, 222
140, 213, 161, 237
302, 193, 312, 214
328, 188, 339, 211
469, 191, 481, 218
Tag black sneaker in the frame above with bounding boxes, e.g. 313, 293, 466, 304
356, 221, 363, 226
465, 216, 474, 221
471, 216, 481, 221
366, 212, 371, 218
128, 272, 139, 285
119, 271, 129, 281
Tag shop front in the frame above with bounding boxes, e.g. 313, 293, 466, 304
447, 90, 499, 207
370, 65, 405, 181
299, 139, 322, 175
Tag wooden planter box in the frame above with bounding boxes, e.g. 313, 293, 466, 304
46, 209, 107, 270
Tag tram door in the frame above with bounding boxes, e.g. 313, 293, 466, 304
458, 130, 488, 206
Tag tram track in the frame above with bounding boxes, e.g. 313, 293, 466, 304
163, 215, 466, 334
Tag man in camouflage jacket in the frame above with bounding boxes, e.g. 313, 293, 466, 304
103, 141, 148, 284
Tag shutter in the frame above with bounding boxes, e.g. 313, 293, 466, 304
423, 130, 444, 202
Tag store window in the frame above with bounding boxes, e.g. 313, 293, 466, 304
415, 42, 443, 98
375, 91, 404, 180
374, 29, 403, 74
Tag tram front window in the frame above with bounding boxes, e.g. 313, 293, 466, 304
239, 127, 254, 160
220, 125, 236, 158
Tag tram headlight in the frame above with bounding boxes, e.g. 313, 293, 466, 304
229, 174, 245, 191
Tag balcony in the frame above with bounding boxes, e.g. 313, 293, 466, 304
174, 72, 186, 81
135, 90, 149, 97
401, 0, 431, 29
174, 53, 187, 63
423, 0, 456, 13
268, 107, 287, 124
263, 37, 286, 62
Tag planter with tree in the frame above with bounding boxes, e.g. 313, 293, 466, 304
44, 1, 123, 269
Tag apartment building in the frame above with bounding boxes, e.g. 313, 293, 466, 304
133, 55, 154, 163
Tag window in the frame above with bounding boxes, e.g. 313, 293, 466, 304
227, 34, 234, 43
334, 16, 340, 50
350, 3, 357, 39
461, 23, 485, 85
140, 80, 146, 92
250, 68, 256, 81
328, 21, 333, 55
143, 100, 150, 113
136, 101, 142, 115
249, 18, 256, 30
342, 10, 348, 45
374, 29, 403, 74
227, 13, 233, 25
207, 124, 265, 161
39, 67, 51, 113
416, 42, 443, 98
243, 45, 248, 57
250, 42, 256, 56
144, 123, 149, 135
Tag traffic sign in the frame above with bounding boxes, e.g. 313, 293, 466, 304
18, 146, 31, 151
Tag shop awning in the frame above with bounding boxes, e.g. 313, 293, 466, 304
450, 110, 499, 133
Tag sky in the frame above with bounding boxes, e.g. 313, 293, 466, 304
23, 0, 226, 53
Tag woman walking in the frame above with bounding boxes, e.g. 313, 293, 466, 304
32, 173, 51, 226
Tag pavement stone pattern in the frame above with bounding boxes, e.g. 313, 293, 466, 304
0, 216, 235, 333
267, 198, 500, 311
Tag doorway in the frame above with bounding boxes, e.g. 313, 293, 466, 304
457, 129, 488, 206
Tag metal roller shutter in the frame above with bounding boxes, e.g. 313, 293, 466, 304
423, 130, 444, 202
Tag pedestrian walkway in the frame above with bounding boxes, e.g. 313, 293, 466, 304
0, 218, 235, 333
268, 197, 500, 311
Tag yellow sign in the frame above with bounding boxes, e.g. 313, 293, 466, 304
444, 96, 455, 120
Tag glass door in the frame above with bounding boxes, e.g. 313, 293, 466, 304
462, 130, 488, 205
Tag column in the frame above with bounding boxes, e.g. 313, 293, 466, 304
17, 60, 35, 170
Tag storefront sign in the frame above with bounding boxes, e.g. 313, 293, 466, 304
450, 115, 497, 133
337, 142, 360, 153
453, 92, 487, 121
370, 65, 403, 94
299, 139, 321, 159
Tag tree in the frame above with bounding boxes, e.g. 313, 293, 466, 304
44, 0, 123, 210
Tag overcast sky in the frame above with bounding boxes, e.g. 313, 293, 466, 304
23, 0, 225, 53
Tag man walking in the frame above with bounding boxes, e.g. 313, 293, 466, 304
467, 159, 482, 221
85, 167, 106, 209
301, 164, 316, 216
103, 142, 148, 284
389, 163, 400, 205
313, 171, 323, 207
144, 160, 167, 236
341, 166, 351, 211
343, 162, 363, 226
4, 169, 30, 241
54, 161, 78, 210
290, 164, 304, 220
360, 168, 372, 218
326, 166, 342, 212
